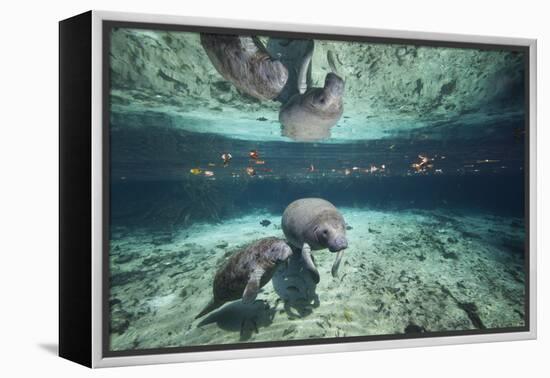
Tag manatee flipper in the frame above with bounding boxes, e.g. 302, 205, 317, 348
297, 43, 314, 94
243, 267, 266, 304
195, 298, 223, 319
301, 243, 320, 284
331, 250, 345, 278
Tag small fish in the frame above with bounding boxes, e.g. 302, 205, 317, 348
260, 219, 271, 227
208, 163, 216, 167
249, 150, 260, 160
189, 168, 202, 175
308, 164, 315, 172
475, 159, 500, 164
255, 160, 266, 165
204, 171, 214, 177
344, 168, 351, 175
352, 166, 359, 171
256, 116, 268, 121
246, 167, 256, 176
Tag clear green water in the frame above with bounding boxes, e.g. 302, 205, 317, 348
107, 28, 527, 352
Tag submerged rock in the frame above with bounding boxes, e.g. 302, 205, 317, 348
110, 271, 143, 287
114, 253, 137, 264
447, 236, 458, 244
110, 309, 132, 335
404, 323, 426, 334
442, 251, 459, 260
216, 241, 229, 249
457, 302, 486, 329
282, 325, 297, 337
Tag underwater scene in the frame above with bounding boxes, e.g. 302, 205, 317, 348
107, 27, 527, 352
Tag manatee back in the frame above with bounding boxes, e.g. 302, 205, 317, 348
212, 237, 281, 302
200, 34, 287, 101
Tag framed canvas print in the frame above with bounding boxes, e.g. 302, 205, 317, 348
59, 10, 537, 368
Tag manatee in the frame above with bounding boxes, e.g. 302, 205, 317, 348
281, 198, 348, 283
195, 237, 292, 319
266, 38, 314, 103
200, 34, 289, 101
279, 44, 345, 142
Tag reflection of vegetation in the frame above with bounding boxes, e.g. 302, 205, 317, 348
111, 178, 249, 229
183, 178, 224, 223
181, 177, 248, 225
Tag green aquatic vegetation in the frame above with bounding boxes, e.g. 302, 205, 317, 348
181, 177, 247, 224
343, 309, 354, 322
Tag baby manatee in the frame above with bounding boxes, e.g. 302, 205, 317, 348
200, 34, 288, 101
195, 237, 292, 319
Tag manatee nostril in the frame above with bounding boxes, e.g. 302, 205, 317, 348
336, 236, 348, 249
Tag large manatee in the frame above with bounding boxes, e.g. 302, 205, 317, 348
200, 34, 289, 101
279, 44, 345, 142
281, 198, 348, 283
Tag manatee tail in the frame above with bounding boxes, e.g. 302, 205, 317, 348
195, 299, 222, 319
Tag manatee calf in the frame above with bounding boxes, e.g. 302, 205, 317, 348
200, 34, 289, 101
281, 198, 348, 283
279, 44, 345, 142
195, 237, 292, 319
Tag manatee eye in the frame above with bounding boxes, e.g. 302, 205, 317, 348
319, 97, 325, 104
323, 229, 328, 236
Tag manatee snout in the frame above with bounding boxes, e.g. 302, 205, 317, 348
328, 235, 348, 252
314, 225, 347, 252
